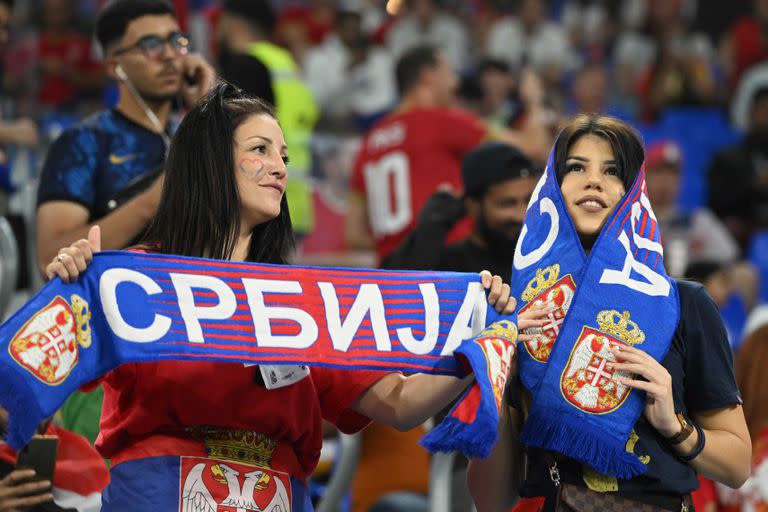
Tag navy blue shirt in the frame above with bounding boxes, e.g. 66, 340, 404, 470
520, 280, 742, 497
37, 109, 166, 222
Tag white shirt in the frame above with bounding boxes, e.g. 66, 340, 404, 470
485, 17, 571, 72
303, 35, 396, 117
386, 12, 469, 71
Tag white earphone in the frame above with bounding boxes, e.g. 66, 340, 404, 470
115, 64, 128, 81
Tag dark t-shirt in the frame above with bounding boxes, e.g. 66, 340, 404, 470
441, 239, 512, 283
519, 280, 742, 497
36, 109, 166, 221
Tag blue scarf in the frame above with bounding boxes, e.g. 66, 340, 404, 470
512, 151, 679, 479
0, 251, 515, 458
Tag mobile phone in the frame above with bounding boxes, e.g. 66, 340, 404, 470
16, 435, 58, 482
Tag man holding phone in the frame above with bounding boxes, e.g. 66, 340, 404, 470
35, 0, 215, 445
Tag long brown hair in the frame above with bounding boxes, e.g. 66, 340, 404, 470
142, 81, 294, 263
735, 325, 768, 442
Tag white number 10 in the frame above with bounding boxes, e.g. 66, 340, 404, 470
363, 151, 412, 237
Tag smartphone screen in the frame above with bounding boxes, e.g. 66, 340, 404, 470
16, 435, 58, 482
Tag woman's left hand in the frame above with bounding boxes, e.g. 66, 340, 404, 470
610, 344, 679, 437
480, 270, 516, 314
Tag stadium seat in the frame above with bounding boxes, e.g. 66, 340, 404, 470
639, 108, 742, 212
0, 216, 19, 319
315, 432, 361, 512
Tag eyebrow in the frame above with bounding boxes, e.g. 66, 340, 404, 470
566, 156, 618, 165
245, 135, 288, 152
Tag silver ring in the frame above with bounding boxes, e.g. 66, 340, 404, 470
522, 326, 543, 335
56, 253, 67, 263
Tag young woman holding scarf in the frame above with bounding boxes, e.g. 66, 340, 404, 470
469, 115, 751, 512
43, 82, 521, 511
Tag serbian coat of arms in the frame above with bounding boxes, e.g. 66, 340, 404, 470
518, 264, 575, 363
180, 457, 291, 512
8, 294, 92, 385
560, 310, 646, 414
474, 320, 517, 409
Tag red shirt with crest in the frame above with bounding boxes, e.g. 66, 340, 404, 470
93, 361, 387, 480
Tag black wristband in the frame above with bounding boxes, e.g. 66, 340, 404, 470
678, 420, 705, 462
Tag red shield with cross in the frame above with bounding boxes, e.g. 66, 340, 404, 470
519, 275, 575, 362
179, 457, 291, 512
560, 326, 633, 414
8, 296, 79, 385
476, 335, 515, 409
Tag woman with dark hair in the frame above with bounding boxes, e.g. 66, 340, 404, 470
717, 307, 768, 511
44, 82, 517, 511
468, 114, 751, 512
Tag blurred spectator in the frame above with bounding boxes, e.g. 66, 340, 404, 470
297, 134, 374, 267
214, 0, 274, 105
460, 58, 520, 130
218, 0, 319, 237
35, 0, 215, 445
0, 405, 109, 512
716, 307, 768, 511
708, 86, 768, 250
632, 0, 717, 120
560, 0, 612, 60
569, 62, 633, 120
35, 0, 104, 111
644, 140, 739, 278
0, 0, 38, 195
275, 0, 336, 62
386, 0, 468, 71
720, 0, 768, 91
485, 0, 572, 84
302, 8, 396, 129
346, 45, 550, 264
386, 142, 537, 282
684, 261, 734, 309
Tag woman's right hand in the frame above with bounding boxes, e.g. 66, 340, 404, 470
45, 225, 101, 283
517, 301, 557, 344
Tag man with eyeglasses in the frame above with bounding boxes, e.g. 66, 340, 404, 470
34, 0, 215, 446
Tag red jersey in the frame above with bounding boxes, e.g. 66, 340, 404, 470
351, 107, 487, 261
37, 33, 101, 107
94, 361, 387, 480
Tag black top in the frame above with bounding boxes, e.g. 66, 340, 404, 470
519, 280, 742, 497
381, 191, 513, 281
219, 52, 275, 107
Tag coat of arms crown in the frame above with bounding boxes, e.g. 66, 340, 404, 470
522, 264, 560, 302
70, 294, 92, 348
596, 310, 645, 346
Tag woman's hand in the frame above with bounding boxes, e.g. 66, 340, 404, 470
480, 270, 516, 314
609, 344, 679, 437
0, 469, 53, 512
517, 302, 558, 344
45, 225, 101, 284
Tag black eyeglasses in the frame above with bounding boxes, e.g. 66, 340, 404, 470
113, 31, 190, 59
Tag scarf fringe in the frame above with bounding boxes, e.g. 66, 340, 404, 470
520, 408, 648, 480
420, 415, 497, 459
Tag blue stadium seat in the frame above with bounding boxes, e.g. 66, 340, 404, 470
638, 108, 742, 212
748, 229, 768, 305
